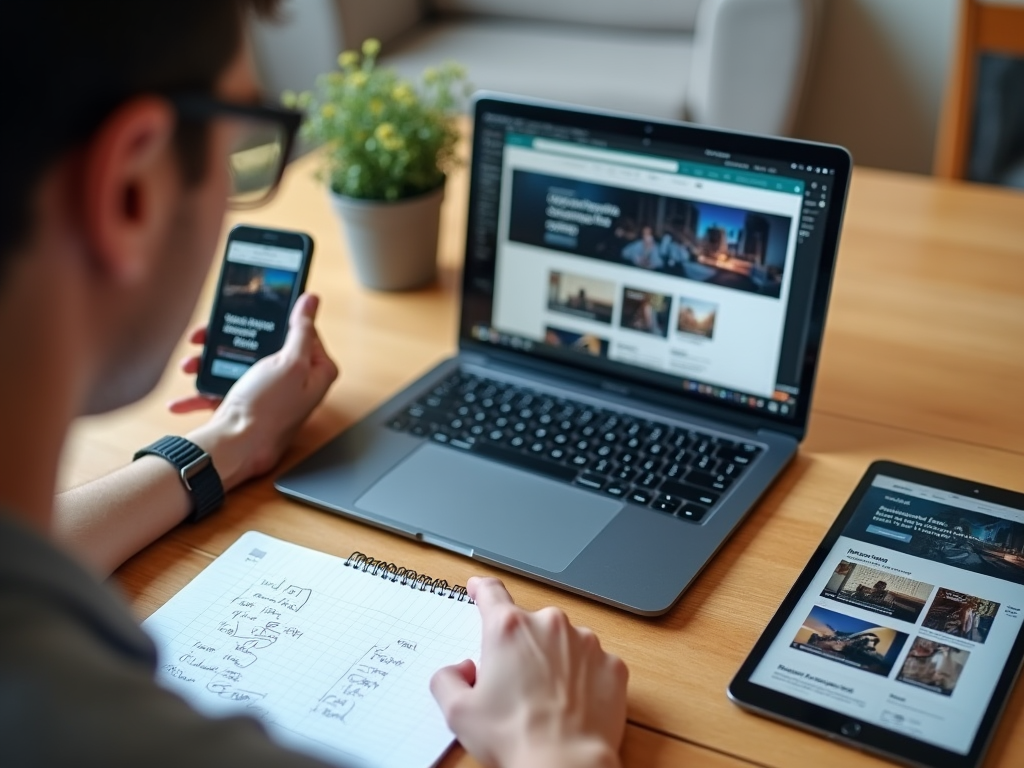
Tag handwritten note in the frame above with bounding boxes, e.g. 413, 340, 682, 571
143, 532, 480, 768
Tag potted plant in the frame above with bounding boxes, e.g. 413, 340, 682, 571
286, 39, 468, 291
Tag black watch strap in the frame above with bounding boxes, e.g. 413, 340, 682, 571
133, 436, 225, 523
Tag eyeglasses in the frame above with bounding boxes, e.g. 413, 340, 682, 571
169, 94, 303, 209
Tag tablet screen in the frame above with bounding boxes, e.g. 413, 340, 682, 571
747, 472, 1024, 756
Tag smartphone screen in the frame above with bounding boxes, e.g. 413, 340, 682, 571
196, 225, 313, 396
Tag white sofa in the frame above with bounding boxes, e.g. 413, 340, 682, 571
251, 0, 818, 135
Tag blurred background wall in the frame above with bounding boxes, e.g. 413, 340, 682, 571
794, 0, 957, 174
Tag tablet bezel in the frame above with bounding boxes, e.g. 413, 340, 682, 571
728, 460, 1024, 768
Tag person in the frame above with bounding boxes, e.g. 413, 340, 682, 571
0, 3, 628, 767
621, 226, 664, 270
853, 579, 892, 607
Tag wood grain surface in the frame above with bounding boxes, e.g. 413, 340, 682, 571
60, 143, 1024, 767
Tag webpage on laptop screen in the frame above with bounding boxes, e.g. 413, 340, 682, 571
749, 475, 1024, 755
489, 135, 803, 400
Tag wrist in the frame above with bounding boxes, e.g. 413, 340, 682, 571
508, 739, 621, 768
186, 410, 254, 493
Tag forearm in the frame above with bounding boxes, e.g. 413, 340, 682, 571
53, 420, 251, 576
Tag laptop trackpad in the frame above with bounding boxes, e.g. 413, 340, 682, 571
355, 444, 621, 574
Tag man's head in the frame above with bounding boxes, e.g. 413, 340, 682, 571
3, 1, 280, 413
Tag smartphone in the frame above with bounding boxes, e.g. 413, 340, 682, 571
196, 225, 313, 397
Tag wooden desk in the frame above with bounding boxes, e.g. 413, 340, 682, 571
59, 151, 1024, 767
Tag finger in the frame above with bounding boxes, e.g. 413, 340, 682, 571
188, 326, 208, 345
281, 293, 321, 361
467, 576, 515, 613
167, 395, 221, 414
179, 355, 201, 375
430, 659, 475, 719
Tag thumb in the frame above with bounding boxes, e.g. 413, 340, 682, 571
282, 293, 320, 357
430, 659, 476, 722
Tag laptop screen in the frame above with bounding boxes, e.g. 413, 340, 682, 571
460, 96, 851, 433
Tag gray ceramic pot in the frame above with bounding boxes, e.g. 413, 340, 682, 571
329, 183, 444, 291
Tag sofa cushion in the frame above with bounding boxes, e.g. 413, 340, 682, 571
384, 19, 692, 119
428, 0, 701, 33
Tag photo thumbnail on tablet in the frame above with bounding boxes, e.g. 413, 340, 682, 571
792, 605, 909, 677
821, 560, 935, 624
896, 637, 970, 696
922, 588, 999, 645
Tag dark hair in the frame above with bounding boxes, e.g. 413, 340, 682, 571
1, 0, 281, 274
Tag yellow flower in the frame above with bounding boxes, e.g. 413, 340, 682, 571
374, 122, 396, 142
281, 89, 298, 108
327, 72, 345, 86
321, 103, 336, 118
338, 50, 359, 69
369, 98, 384, 116
383, 135, 405, 152
422, 67, 438, 84
362, 38, 381, 58
349, 71, 368, 88
392, 83, 415, 105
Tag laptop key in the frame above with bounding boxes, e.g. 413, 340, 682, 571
638, 472, 661, 490
628, 489, 653, 505
613, 467, 640, 483
659, 480, 720, 507
651, 495, 682, 514
676, 503, 708, 522
687, 470, 731, 492
664, 462, 684, 479
604, 483, 629, 498
574, 472, 605, 491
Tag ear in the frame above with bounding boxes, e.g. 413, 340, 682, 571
81, 97, 178, 284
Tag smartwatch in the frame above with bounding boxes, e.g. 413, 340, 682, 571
133, 436, 225, 523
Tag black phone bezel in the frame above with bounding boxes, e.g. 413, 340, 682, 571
196, 224, 313, 397
728, 460, 1024, 768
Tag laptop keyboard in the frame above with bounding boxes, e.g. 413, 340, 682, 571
386, 371, 762, 523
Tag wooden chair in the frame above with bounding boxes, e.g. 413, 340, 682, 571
934, 0, 1024, 178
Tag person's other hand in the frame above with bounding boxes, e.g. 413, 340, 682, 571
431, 578, 628, 768
172, 293, 339, 490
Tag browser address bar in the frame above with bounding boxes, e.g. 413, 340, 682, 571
532, 139, 679, 173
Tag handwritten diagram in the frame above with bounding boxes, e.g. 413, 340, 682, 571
144, 532, 480, 768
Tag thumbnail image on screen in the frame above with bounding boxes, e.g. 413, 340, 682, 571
544, 326, 609, 358
922, 588, 999, 644
547, 271, 616, 325
821, 560, 935, 624
676, 297, 718, 339
792, 605, 909, 677
620, 287, 671, 338
896, 636, 970, 696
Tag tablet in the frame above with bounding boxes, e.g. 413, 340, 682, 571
729, 461, 1024, 768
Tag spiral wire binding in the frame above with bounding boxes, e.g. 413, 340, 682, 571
345, 552, 473, 603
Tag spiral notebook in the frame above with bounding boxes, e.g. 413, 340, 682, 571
142, 531, 481, 768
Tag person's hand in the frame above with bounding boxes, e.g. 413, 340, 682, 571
430, 578, 628, 768
171, 293, 339, 490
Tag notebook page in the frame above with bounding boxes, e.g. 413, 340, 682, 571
142, 531, 480, 768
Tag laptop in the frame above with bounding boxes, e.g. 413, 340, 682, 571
276, 93, 852, 616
